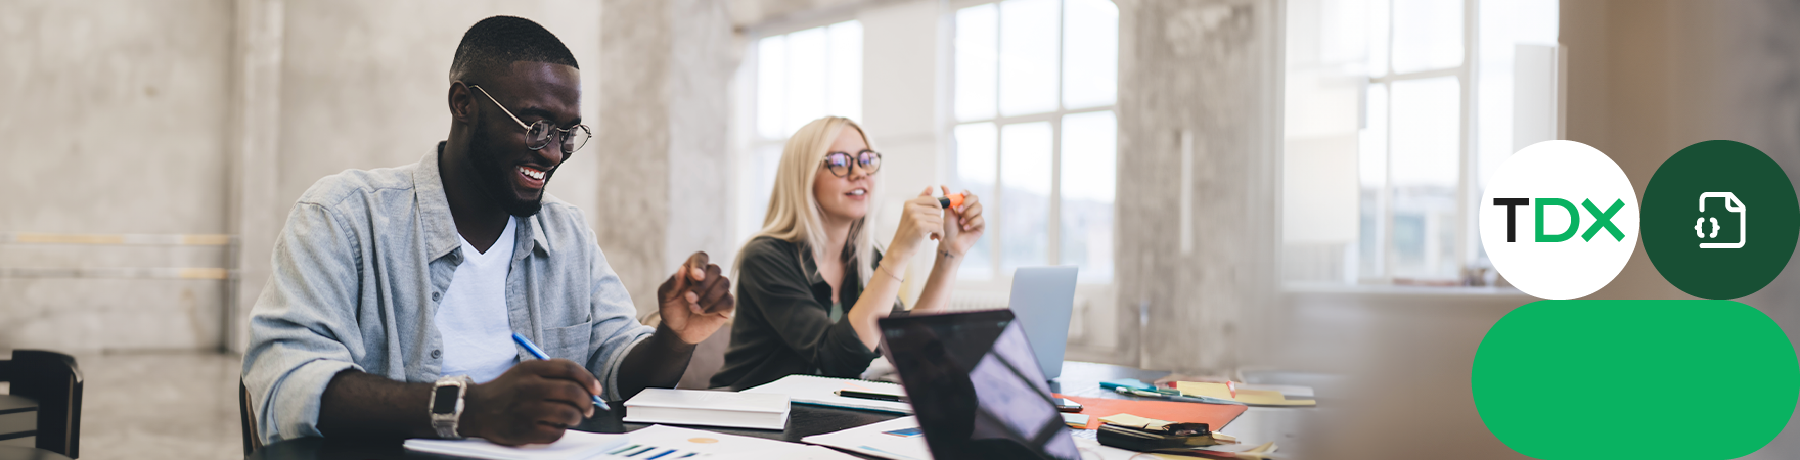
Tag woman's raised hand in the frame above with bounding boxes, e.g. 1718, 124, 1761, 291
889, 187, 947, 266
938, 186, 985, 259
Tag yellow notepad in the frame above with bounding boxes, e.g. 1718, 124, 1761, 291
1175, 382, 1316, 407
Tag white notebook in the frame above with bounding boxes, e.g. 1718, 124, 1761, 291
621, 389, 791, 430
402, 430, 629, 460
742, 374, 912, 414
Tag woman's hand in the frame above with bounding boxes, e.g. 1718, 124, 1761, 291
937, 186, 985, 259
888, 187, 947, 268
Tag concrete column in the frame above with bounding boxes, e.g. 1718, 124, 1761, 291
596, 0, 738, 317
1115, 0, 1281, 373
226, 0, 285, 353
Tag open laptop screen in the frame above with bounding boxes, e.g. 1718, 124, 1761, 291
879, 310, 1080, 460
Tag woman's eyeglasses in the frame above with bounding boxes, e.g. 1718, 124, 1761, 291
470, 85, 592, 153
822, 150, 882, 177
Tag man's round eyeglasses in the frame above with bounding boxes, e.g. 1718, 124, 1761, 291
470, 85, 592, 153
822, 150, 882, 177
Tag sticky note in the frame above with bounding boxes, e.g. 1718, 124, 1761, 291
1099, 413, 1172, 429
1176, 382, 1316, 406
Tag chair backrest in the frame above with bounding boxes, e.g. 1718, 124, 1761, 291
239, 379, 263, 456
0, 350, 83, 458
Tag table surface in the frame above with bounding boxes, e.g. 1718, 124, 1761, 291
248, 362, 1318, 459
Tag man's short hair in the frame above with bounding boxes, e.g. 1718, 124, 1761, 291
450, 16, 578, 83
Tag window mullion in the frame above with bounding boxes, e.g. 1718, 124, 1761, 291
1456, 0, 1476, 278
991, 4, 1004, 280
1380, 82, 1394, 283
1049, 119, 1063, 266
1048, 0, 1066, 266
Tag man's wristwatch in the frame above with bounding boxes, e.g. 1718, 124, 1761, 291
429, 375, 474, 439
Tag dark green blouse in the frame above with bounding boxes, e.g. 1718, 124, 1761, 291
710, 236, 904, 391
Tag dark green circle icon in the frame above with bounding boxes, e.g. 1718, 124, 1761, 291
1642, 140, 1800, 299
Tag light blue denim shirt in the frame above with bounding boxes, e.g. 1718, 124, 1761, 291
241, 147, 653, 444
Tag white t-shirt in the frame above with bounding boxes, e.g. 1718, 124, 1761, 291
436, 216, 520, 383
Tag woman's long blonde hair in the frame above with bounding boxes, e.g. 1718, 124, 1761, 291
747, 116, 879, 286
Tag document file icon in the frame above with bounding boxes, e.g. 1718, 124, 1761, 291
1698, 192, 1746, 249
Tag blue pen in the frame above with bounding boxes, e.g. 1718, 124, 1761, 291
512, 332, 612, 411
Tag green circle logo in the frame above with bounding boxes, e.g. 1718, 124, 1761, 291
1642, 140, 1800, 299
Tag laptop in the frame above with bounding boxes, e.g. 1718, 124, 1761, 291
878, 309, 1081, 460
1008, 266, 1079, 380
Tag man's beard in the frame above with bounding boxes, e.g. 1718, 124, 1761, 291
466, 126, 545, 218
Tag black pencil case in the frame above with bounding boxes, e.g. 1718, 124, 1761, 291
1096, 422, 1219, 452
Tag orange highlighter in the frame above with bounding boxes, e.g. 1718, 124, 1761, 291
938, 193, 965, 210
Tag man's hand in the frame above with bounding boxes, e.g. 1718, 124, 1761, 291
656, 251, 734, 345
937, 186, 985, 259
458, 359, 601, 446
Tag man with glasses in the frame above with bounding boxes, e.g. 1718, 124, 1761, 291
242, 16, 734, 446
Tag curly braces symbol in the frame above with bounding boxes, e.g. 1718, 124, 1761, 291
1694, 217, 1721, 239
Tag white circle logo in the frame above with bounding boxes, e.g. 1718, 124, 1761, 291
1480, 140, 1639, 300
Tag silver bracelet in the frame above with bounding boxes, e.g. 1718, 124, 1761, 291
876, 264, 903, 282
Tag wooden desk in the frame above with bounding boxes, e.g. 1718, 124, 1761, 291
248, 362, 1318, 459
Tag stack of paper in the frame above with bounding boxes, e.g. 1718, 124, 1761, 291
742, 374, 912, 414
622, 389, 791, 430
402, 430, 630, 460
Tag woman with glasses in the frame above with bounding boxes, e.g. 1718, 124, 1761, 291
710, 116, 985, 391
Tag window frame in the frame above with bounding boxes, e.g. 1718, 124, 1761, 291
1355, 0, 1479, 285
945, 0, 1119, 288
737, 17, 866, 247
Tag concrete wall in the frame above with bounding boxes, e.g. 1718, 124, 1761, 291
0, 0, 234, 351
1, 1, 618, 353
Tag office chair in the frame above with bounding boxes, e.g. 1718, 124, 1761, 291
239, 379, 263, 455
0, 350, 83, 458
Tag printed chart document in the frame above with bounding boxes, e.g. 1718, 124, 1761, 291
742, 374, 911, 414
617, 425, 858, 459
403, 430, 629, 460
802, 416, 931, 460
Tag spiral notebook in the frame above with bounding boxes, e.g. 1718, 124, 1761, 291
740, 374, 912, 414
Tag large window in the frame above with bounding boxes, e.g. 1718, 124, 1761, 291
739, 20, 864, 241
1282, 0, 1558, 286
950, 0, 1119, 283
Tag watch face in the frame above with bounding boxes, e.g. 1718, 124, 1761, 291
433, 385, 460, 415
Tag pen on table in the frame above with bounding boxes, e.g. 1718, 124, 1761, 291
512, 332, 612, 411
835, 389, 907, 403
